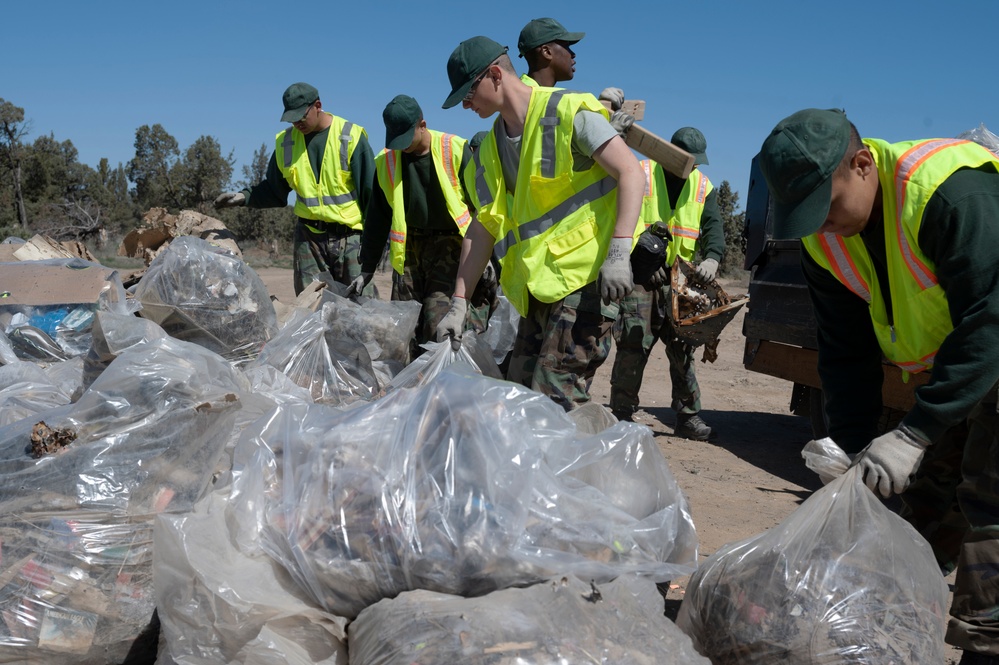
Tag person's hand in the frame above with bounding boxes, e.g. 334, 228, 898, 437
600, 236, 634, 304
214, 192, 246, 209
436, 296, 468, 351
850, 426, 929, 498
598, 87, 625, 111
609, 110, 635, 138
345, 271, 373, 298
694, 258, 719, 283
647, 265, 668, 289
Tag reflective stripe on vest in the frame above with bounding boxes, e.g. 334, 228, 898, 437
893, 139, 956, 290
817, 232, 872, 302
539, 91, 564, 178
282, 129, 295, 169
339, 122, 353, 171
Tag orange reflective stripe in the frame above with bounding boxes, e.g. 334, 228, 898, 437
894, 351, 935, 373
455, 210, 471, 230
893, 140, 956, 289
440, 133, 459, 189
672, 225, 700, 240
641, 160, 653, 196
389, 229, 406, 244
386, 150, 398, 190
695, 171, 707, 203
819, 233, 872, 302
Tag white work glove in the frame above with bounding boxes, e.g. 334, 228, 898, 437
694, 258, 719, 283
598, 87, 625, 111
436, 296, 468, 351
647, 265, 668, 289
345, 271, 373, 298
850, 425, 929, 498
214, 192, 246, 209
600, 236, 634, 304
609, 110, 635, 138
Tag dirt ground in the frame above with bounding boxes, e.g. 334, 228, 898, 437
253, 265, 962, 664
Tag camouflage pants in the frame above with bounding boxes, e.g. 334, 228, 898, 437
506, 280, 618, 412
609, 283, 701, 416
901, 382, 999, 654
293, 221, 363, 295
392, 233, 463, 354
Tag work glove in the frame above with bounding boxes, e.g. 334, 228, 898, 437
694, 258, 719, 283
481, 260, 497, 286
600, 236, 634, 304
436, 296, 468, 351
850, 425, 929, 498
345, 271, 373, 298
214, 192, 246, 209
647, 265, 668, 289
609, 110, 635, 138
598, 87, 625, 111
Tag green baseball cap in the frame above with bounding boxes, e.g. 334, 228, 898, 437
383, 95, 423, 150
671, 127, 709, 166
281, 82, 319, 123
517, 18, 585, 57
469, 130, 489, 152
443, 36, 509, 109
759, 108, 851, 239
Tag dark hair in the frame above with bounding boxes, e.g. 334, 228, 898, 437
838, 121, 865, 169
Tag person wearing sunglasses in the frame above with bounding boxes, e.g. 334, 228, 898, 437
215, 82, 375, 296
437, 36, 644, 412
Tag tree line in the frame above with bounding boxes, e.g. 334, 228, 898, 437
0, 96, 744, 274
0, 98, 295, 252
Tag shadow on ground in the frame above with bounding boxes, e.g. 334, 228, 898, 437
645, 406, 823, 497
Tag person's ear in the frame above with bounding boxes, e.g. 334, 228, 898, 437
853, 148, 874, 177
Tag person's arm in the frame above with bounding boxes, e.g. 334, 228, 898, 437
802, 248, 885, 452
359, 182, 393, 274
243, 151, 293, 208
350, 133, 376, 217
902, 166, 999, 443
591, 135, 643, 239
697, 189, 725, 263
453, 218, 496, 299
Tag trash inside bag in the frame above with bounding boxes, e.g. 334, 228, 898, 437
349, 575, 710, 665
386, 332, 501, 392
133, 236, 277, 364
676, 464, 949, 664
229, 367, 697, 618
252, 302, 380, 406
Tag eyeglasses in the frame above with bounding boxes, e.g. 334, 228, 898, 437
297, 102, 315, 123
464, 69, 490, 103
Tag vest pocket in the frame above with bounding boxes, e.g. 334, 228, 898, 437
529, 173, 575, 212
542, 215, 600, 296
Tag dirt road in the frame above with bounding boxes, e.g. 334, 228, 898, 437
253, 265, 961, 663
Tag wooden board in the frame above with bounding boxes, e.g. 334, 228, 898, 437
624, 124, 694, 179
600, 99, 645, 121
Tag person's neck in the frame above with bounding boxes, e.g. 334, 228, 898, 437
316, 112, 333, 132
499, 80, 533, 138
527, 67, 555, 87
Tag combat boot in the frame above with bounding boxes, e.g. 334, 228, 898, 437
675, 413, 712, 441
960, 650, 999, 665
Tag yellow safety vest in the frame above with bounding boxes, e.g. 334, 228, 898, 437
465, 88, 620, 316
802, 138, 999, 375
665, 166, 712, 265
275, 113, 366, 233
520, 73, 539, 87
375, 129, 472, 275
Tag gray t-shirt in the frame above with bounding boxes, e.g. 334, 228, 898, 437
494, 110, 618, 194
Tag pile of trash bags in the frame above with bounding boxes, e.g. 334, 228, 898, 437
0, 235, 703, 664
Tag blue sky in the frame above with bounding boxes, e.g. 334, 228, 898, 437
7, 1, 997, 209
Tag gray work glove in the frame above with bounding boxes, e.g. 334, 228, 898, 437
598, 87, 625, 111
214, 192, 246, 209
345, 271, 373, 298
850, 425, 929, 498
609, 110, 635, 138
600, 236, 634, 304
436, 296, 469, 351
647, 265, 668, 289
694, 258, 719, 283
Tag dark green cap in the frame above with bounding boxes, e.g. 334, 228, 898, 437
671, 127, 709, 166
759, 108, 851, 239
383, 95, 423, 150
469, 130, 489, 152
280, 82, 319, 123
443, 37, 509, 109
517, 18, 584, 57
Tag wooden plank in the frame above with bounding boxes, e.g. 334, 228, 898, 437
744, 339, 931, 412
624, 124, 694, 179
599, 99, 645, 121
